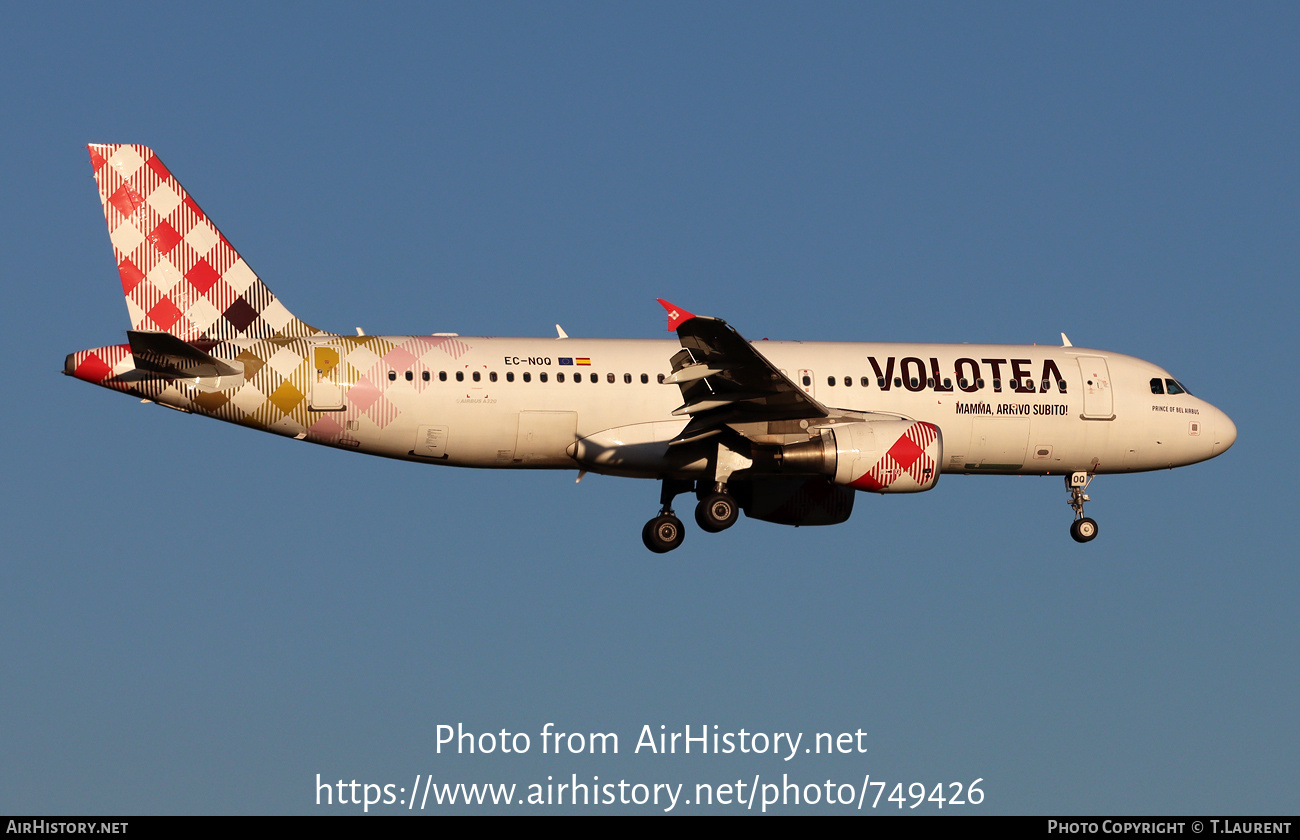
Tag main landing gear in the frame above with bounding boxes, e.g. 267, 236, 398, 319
695, 485, 739, 533
642, 479, 692, 554
643, 514, 685, 554
1066, 471, 1099, 543
642, 479, 740, 553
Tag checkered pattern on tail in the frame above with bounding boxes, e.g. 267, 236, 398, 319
88, 144, 322, 342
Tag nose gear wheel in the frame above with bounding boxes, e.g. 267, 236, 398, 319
1066, 472, 1099, 543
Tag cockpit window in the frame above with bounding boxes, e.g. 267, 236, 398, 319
1150, 378, 1165, 395
1165, 378, 1187, 395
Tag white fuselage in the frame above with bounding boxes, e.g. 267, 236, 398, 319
264, 335, 1234, 479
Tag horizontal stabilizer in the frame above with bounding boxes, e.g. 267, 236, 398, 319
127, 331, 243, 378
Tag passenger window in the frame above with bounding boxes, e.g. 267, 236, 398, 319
1058, 380, 1067, 392
623, 373, 631, 384
977, 378, 985, 389
590, 373, 597, 383
489, 371, 497, 382
439, 371, 447, 382
540, 372, 548, 383
609, 373, 616, 383
894, 378, 902, 388
845, 376, 852, 387
878, 378, 886, 388
472, 371, 481, 382
926, 378, 934, 388
506, 371, 514, 382
1151, 378, 1165, 395
641, 374, 649, 384
422, 371, 430, 382
405, 371, 413, 381
943, 378, 951, 388
456, 371, 464, 382
827, 376, 835, 386
861, 377, 870, 387
388, 371, 396, 381
658, 374, 665, 383
802, 375, 811, 386
523, 372, 531, 383
557, 372, 565, 383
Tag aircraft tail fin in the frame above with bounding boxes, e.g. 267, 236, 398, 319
87, 144, 322, 342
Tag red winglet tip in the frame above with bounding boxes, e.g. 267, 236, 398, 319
656, 298, 695, 331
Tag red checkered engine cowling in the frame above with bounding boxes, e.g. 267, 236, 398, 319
830, 420, 943, 493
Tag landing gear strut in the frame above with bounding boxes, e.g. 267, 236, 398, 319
1066, 472, 1099, 543
643, 478, 692, 553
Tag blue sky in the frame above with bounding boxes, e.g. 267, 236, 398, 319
2, 3, 1296, 814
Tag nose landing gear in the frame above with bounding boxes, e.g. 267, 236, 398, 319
1067, 472, 1099, 543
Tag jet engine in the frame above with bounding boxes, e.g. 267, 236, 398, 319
774, 419, 942, 493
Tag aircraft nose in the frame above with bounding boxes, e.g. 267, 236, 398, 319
1214, 409, 1237, 454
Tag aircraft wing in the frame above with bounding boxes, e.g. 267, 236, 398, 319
657, 299, 829, 443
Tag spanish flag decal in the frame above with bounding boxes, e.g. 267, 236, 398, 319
576, 358, 591, 366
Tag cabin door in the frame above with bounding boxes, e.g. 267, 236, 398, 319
1076, 356, 1114, 420
310, 345, 346, 410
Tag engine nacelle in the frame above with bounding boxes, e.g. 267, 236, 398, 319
777, 419, 942, 493
740, 477, 856, 526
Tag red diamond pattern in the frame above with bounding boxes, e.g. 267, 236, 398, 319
888, 432, 924, 470
147, 220, 182, 254
74, 352, 112, 383
118, 258, 145, 294
145, 154, 170, 182
148, 296, 184, 331
108, 184, 144, 217
185, 259, 220, 295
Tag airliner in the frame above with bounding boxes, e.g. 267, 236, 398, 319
66, 144, 1236, 552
